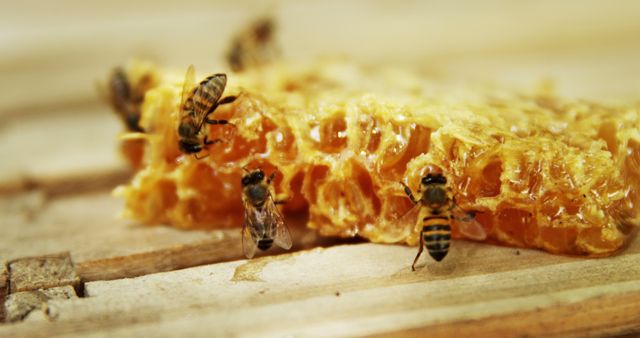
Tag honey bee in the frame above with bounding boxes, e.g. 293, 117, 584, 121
241, 168, 292, 258
227, 17, 278, 72
397, 173, 487, 271
107, 67, 154, 132
178, 65, 237, 157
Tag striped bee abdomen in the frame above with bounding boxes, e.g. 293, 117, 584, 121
193, 74, 226, 114
257, 238, 274, 251
422, 215, 452, 262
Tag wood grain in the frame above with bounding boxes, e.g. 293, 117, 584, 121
75, 234, 242, 282
0, 240, 638, 337
379, 289, 640, 338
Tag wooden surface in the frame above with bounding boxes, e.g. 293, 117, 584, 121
1, 241, 639, 336
2, 0, 640, 337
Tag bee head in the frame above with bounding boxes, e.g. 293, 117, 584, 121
241, 169, 265, 186
421, 173, 448, 207
421, 173, 447, 186
126, 114, 144, 132
179, 139, 202, 154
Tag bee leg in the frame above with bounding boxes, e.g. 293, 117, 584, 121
267, 171, 277, 184
205, 118, 229, 125
218, 95, 238, 105
399, 181, 419, 205
273, 191, 289, 205
412, 232, 425, 271
203, 135, 222, 146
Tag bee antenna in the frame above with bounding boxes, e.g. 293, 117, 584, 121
241, 165, 250, 173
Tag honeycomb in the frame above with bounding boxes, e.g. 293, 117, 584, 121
113, 59, 640, 256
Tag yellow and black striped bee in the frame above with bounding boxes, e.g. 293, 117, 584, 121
107, 67, 154, 132
178, 65, 237, 157
241, 168, 292, 258
398, 173, 487, 271
227, 17, 279, 72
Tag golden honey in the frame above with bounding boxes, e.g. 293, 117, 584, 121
114, 59, 639, 256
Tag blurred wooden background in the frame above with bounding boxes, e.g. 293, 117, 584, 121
1, 1, 640, 337
2, 0, 640, 118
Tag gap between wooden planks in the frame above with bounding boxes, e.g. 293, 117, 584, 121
0, 239, 639, 337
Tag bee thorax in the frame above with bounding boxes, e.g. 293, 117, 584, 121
246, 185, 268, 205
425, 187, 447, 204
178, 122, 197, 137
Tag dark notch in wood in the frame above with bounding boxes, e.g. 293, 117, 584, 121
0, 262, 8, 323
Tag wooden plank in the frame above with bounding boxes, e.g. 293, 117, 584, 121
377, 289, 640, 338
0, 192, 209, 262
0, 239, 638, 336
7, 252, 80, 293
0, 106, 128, 195
75, 234, 241, 282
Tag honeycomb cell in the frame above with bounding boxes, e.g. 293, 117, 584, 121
316, 115, 348, 153
468, 158, 502, 198
540, 225, 579, 254
495, 206, 536, 247
302, 165, 330, 205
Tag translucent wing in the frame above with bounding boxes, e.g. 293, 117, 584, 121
388, 202, 423, 243
241, 203, 260, 259
267, 196, 292, 250
451, 206, 487, 241
180, 65, 196, 116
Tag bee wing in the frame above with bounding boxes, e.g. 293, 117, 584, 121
388, 202, 423, 242
180, 65, 196, 115
241, 203, 260, 259
451, 206, 487, 241
267, 197, 292, 250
